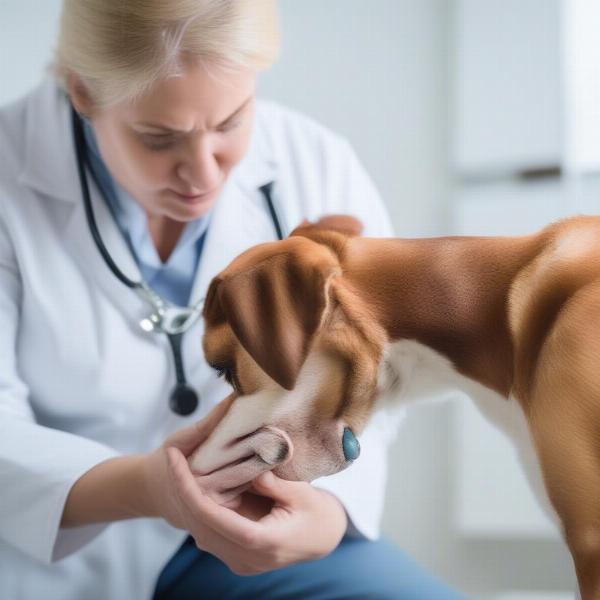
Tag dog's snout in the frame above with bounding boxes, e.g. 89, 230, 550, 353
342, 427, 360, 462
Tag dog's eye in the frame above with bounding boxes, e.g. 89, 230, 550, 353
213, 365, 236, 389
215, 366, 231, 383
342, 427, 361, 462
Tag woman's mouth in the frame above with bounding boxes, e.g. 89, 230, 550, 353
170, 188, 218, 204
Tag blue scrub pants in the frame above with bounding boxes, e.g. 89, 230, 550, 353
153, 535, 466, 599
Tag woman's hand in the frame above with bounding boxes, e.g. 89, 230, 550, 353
142, 398, 348, 575
141, 394, 347, 574
141, 395, 236, 528
63, 393, 347, 573
165, 446, 348, 575
61, 396, 236, 529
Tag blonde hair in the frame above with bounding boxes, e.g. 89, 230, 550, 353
52, 0, 280, 109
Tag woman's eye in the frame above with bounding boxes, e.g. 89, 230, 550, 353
139, 134, 177, 151
216, 119, 242, 134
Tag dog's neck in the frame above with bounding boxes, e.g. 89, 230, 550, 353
342, 234, 544, 396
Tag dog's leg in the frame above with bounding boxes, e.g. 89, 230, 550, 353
529, 405, 600, 598
524, 290, 600, 598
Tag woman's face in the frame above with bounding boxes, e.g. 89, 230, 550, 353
78, 64, 257, 222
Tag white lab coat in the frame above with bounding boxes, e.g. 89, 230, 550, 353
0, 79, 401, 600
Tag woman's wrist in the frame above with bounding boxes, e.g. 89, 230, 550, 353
61, 454, 153, 528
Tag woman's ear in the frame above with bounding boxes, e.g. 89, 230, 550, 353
66, 73, 94, 117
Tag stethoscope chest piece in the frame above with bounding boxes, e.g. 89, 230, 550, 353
169, 384, 199, 416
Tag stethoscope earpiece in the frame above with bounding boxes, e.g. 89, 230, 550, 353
70, 105, 283, 416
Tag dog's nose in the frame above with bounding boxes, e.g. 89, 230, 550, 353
342, 427, 360, 461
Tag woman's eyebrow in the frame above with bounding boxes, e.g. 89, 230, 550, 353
134, 95, 253, 133
215, 95, 253, 126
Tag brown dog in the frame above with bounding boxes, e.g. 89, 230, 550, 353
190, 214, 600, 597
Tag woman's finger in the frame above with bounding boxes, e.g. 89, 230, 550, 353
166, 447, 264, 547
164, 394, 236, 455
251, 471, 305, 505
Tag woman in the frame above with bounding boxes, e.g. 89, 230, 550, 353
0, 1, 466, 598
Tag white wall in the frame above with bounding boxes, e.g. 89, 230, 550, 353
0, 0, 62, 106
259, 0, 450, 238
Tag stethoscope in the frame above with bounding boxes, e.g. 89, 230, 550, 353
70, 106, 284, 416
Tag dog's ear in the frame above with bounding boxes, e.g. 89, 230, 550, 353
291, 215, 363, 238
215, 240, 339, 390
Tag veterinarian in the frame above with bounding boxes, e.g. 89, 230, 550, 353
0, 1, 466, 598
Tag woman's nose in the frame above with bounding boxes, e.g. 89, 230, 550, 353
177, 136, 220, 192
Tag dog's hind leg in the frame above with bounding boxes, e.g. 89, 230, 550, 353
524, 285, 600, 599
529, 403, 600, 598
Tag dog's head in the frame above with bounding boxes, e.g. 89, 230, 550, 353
189, 216, 390, 501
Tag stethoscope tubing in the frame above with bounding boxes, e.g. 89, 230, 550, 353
72, 107, 141, 290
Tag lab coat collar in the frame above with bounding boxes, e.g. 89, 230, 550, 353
18, 79, 80, 204
18, 80, 145, 309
